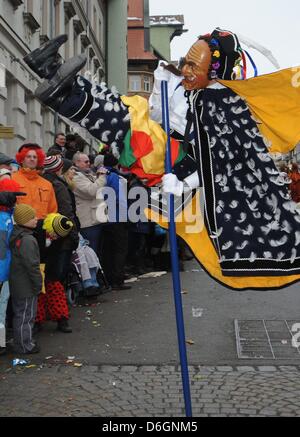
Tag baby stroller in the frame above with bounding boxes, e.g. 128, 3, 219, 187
65, 234, 109, 305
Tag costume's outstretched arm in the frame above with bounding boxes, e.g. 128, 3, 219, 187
25, 36, 198, 187
237, 34, 280, 69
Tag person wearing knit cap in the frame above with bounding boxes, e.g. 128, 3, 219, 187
37, 155, 79, 334
0, 177, 26, 355
62, 158, 73, 175
9, 204, 42, 354
14, 204, 37, 228
35, 211, 75, 333
43, 155, 64, 173
61, 159, 80, 229
43, 156, 79, 251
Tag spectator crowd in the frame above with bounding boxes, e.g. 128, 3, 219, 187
0, 133, 194, 357
2, 132, 298, 357
0, 133, 300, 354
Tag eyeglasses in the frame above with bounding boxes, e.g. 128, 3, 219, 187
83, 160, 90, 164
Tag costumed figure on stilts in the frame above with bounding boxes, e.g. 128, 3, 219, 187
23, 30, 300, 290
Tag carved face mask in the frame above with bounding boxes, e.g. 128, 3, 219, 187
180, 28, 242, 90
180, 40, 212, 91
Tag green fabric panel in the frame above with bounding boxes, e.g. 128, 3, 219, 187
174, 142, 187, 165
119, 129, 136, 168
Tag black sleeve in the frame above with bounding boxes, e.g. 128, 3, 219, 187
172, 151, 200, 181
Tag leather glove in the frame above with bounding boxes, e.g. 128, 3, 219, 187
0, 191, 26, 208
162, 173, 184, 196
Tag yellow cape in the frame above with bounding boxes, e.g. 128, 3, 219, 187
146, 193, 300, 290
219, 66, 300, 154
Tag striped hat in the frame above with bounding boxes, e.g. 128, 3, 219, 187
14, 204, 36, 226
43, 213, 74, 237
44, 155, 64, 173
53, 215, 73, 237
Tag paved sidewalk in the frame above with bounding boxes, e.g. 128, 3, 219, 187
1, 364, 300, 417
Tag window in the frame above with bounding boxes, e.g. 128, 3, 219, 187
93, 6, 97, 34
129, 75, 141, 92
98, 18, 102, 46
144, 76, 151, 93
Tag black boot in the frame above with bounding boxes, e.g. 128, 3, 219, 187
57, 317, 72, 333
24, 34, 68, 79
35, 54, 87, 109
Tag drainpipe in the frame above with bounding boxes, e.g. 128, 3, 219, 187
50, 0, 59, 133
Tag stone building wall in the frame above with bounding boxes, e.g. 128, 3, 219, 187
0, 0, 107, 156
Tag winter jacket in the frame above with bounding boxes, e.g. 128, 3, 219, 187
12, 168, 57, 219
9, 226, 42, 299
64, 183, 81, 230
73, 170, 108, 229
43, 172, 79, 250
0, 210, 13, 282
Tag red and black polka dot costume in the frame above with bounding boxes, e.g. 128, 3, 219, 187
36, 281, 69, 323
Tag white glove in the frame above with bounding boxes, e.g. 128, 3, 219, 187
162, 173, 184, 196
154, 61, 172, 82
183, 171, 200, 190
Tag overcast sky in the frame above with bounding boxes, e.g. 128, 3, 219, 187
149, 0, 300, 75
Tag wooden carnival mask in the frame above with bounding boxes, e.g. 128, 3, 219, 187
178, 29, 242, 90
180, 39, 213, 90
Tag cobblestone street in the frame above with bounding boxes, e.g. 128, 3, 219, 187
1, 265, 300, 417
1, 364, 300, 417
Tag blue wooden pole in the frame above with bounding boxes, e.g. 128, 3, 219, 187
161, 80, 193, 417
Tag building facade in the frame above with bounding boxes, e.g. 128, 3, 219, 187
150, 15, 187, 62
0, 0, 128, 156
127, 0, 157, 99
127, 0, 186, 99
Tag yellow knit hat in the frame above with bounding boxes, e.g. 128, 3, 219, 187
43, 213, 73, 237
14, 204, 36, 226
